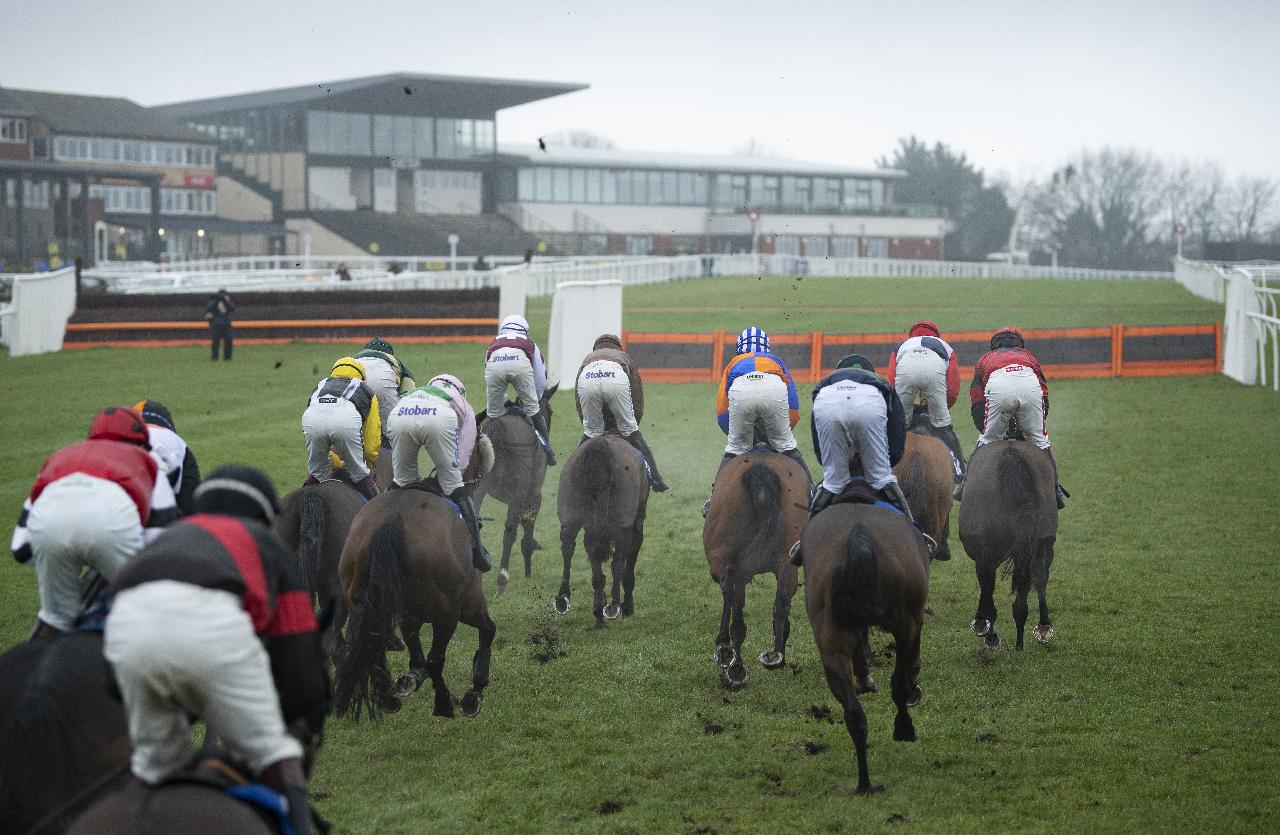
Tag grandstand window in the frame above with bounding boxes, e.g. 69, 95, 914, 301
534, 167, 553, 201
870, 179, 885, 207
691, 173, 708, 205
661, 171, 677, 204
393, 116, 415, 158
414, 118, 434, 158
436, 119, 458, 158
633, 171, 649, 204
553, 167, 570, 201
601, 169, 617, 203
761, 176, 780, 208
812, 177, 837, 210
474, 120, 495, 155
0, 117, 27, 143
731, 175, 748, 210
865, 237, 888, 257
570, 168, 586, 202
586, 169, 602, 203
843, 178, 871, 209
517, 168, 534, 200
616, 169, 632, 203
372, 115, 393, 156
455, 119, 475, 158
831, 236, 858, 257
712, 174, 733, 208
647, 171, 663, 205
626, 235, 652, 255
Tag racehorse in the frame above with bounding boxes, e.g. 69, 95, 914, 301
893, 432, 956, 561
68, 780, 280, 835
554, 432, 649, 628
473, 384, 558, 596
958, 437, 1059, 650
702, 449, 807, 689
335, 488, 496, 721
0, 632, 131, 834
274, 478, 365, 656
801, 502, 929, 794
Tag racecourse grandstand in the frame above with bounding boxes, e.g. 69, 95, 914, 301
1, 72, 945, 268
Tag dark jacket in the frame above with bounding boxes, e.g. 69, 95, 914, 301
206, 293, 235, 327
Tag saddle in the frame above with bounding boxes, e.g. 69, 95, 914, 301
393, 476, 464, 518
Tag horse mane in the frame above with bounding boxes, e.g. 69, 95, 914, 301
334, 516, 405, 722
832, 522, 883, 630
577, 437, 616, 532
737, 462, 783, 579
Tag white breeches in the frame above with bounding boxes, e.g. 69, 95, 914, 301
894, 350, 951, 428
485, 351, 538, 418
577, 360, 638, 437
979, 365, 1049, 449
302, 401, 368, 480
386, 396, 463, 494
812, 381, 897, 492
725, 372, 796, 455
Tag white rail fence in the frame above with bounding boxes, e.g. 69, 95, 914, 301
1178, 257, 1280, 389
0, 268, 77, 357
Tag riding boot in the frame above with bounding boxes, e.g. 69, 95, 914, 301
531, 412, 557, 466
259, 759, 312, 835
302, 474, 320, 488
625, 431, 669, 492
701, 453, 742, 517
1043, 446, 1068, 509
780, 447, 814, 490
578, 433, 590, 446
450, 488, 492, 572
353, 474, 379, 501
937, 423, 967, 482
952, 442, 982, 501
882, 481, 937, 555
790, 487, 838, 567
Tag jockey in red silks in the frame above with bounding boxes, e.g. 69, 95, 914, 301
954, 327, 1068, 508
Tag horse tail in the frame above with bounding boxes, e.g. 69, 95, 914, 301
578, 437, 616, 533
738, 462, 783, 578
832, 523, 883, 631
998, 446, 1040, 596
298, 489, 326, 597
334, 517, 404, 722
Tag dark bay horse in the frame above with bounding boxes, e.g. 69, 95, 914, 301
0, 632, 130, 834
68, 781, 278, 835
335, 488, 496, 721
702, 450, 808, 689
893, 432, 956, 562
801, 503, 930, 794
958, 440, 1059, 650
555, 432, 649, 628
473, 384, 557, 596
274, 479, 365, 656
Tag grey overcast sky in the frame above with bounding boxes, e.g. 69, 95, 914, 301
3, 0, 1278, 180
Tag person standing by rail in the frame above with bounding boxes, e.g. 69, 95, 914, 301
206, 289, 235, 361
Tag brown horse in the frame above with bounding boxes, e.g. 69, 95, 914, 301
555, 432, 649, 628
335, 488, 496, 721
274, 479, 365, 656
893, 432, 956, 562
702, 450, 807, 689
473, 384, 558, 596
68, 781, 278, 835
0, 632, 130, 834
958, 440, 1058, 651
801, 503, 930, 793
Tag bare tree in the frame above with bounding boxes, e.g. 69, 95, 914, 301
1220, 175, 1279, 242
735, 137, 781, 157
544, 130, 615, 149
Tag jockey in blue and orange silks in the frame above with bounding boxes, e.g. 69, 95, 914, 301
701, 327, 812, 517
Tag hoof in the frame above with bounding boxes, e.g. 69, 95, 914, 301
622, 603, 634, 618
603, 602, 621, 620
433, 697, 456, 718
906, 683, 922, 708
721, 663, 749, 691
893, 721, 917, 742
855, 675, 877, 694
553, 594, 570, 615
1033, 624, 1054, 644
713, 644, 737, 669
379, 694, 402, 714
460, 690, 484, 717
758, 650, 785, 669
392, 671, 421, 697
983, 631, 1003, 651
970, 618, 991, 637
593, 619, 607, 630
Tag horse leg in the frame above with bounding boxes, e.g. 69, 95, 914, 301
621, 523, 640, 617
725, 573, 749, 688
425, 615, 459, 718
393, 616, 428, 698
459, 596, 497, 717
820, 644, 877, 793
603, 534, 624, 620
972, 557, 1002, 650
714, 564, 735, 668
498, 505, 520, 589
586, 530, 609, 629
520, 494, 542, 578
555, 524, 577, 614
1033, 541, 1055, 644
760, 569, 793, 670
852, 633, 877, 694
1013, 572, 1031, 651
891, 625, 922, 742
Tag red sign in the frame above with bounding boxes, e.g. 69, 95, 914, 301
1173, 222, 1186, 236
185, 173, 214, 189
747, 210, 760, 223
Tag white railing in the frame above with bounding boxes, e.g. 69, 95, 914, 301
722, 254, 1172, 281
1, 268, 77, 357
1174, 256, 1229, 302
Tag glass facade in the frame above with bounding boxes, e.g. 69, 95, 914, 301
53, 136, 216, 168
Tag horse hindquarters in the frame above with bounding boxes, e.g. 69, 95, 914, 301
335, 519, 407, 721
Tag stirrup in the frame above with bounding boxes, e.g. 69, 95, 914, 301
788, 540, 803, 567
700, 497, 712, 519
920, 532, 938, 556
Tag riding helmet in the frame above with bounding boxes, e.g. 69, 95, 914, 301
908, 320, 941, 338
365, 337, 395, 355
989, 328, 1025, 350
88, 406, 151, 449
429, 373, 466, 399
194, 464, 280, 524
132, 399, 176, 432
736, 327, 771, 355
330, 357, 367, 381
499, 315, 530, 337
593, 333, 623, 351
836, 354, 876, 372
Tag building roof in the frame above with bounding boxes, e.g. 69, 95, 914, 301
152, 72, 589, 118
0, 87, 209, 142
498, 143, 906, 179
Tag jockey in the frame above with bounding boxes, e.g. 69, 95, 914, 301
302, 357, 381, 500
132, 399, 202, 515
954, 328, 1068, 508
386, 373, 492, 572
702, 327, 811, 517
484, 314, 555, 466
352, 337, 417, 429
104, 465, 326, 835
11, 407, 178, 638
792, 354, 935, 565
574, 333, 668, 492
886, 320, 966, 480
